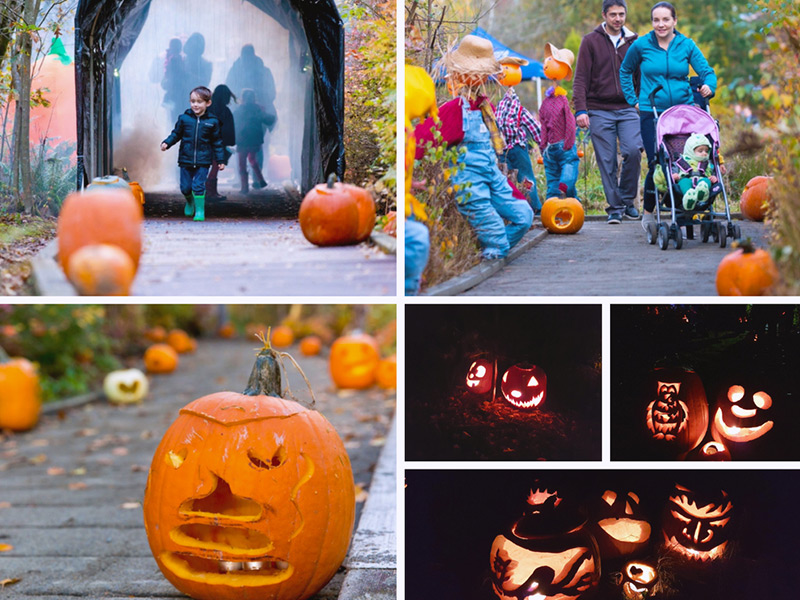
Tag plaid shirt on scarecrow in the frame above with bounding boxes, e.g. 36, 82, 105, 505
495, 87, 542, 151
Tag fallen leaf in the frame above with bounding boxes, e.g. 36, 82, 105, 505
369, 436, 386, 447
75, 428, 98, 437
0, 577, 20, 587
354, 484, 369, 503
0, 502, 10, 509
139, 430, 154, 440
46, 467, 65, 476
130, 464, 147, 472
31, 439, 49, 447
344, 441, 361, 449
70, 467, 87, 476
120, 502, 141, 510
112, 447, 129, 456
0, 544, 12, 552
29, 454, 47, 465
68, 482, 87, 491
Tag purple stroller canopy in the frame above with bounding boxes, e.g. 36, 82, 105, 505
656, 104, 720, 147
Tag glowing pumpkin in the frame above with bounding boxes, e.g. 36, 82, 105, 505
710, 383, 774, 446
465, 357, 494, 395
104, 368, 149, 404
590, 490, 651, 559
329, 333, 379, 389
661, 483, 733, 563
500, 363, 547, 409
697, 441, 731, 462
620, 561, 658, 600
0, 356, 41, 431
645, 367, 708, 456
541, 197, 584, 234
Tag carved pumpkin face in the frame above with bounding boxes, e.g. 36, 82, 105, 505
662, 483, 733, 563
698, 441, 731, 461
621, 561, 658, 600
143, 394, 356, 600
103, 368, 149, 404
490, 488, 601, 600
466, 358, 494, 394
592, 490, 651, 559
501, 363, 547, 409
645, 367, 708, 455
329, 333, 380, 389
711, 384, 774, 445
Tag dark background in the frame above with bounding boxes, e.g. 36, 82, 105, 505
611, 304, 800, 460
405, 469, 800, 600
405, 304, 602, 461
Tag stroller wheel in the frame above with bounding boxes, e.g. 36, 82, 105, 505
701, 221, 711, 243
671, 223, 683, 249
718, 221, 727, 248
646, 222, 658, 245
658, 223, 670, 250
733, 224, 742, 241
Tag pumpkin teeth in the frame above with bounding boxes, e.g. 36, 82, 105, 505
162, 552, 294, 584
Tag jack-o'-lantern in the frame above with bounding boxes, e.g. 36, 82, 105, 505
143, 339, 355, 600
465, 357, 495, 395
620, 561, 658, 600
329, 332, 379, 389
501, 363, 546, 409
541, 196, 584, 234
0, 354, 41, 431
697, 441, 731, 462
543, 57, 570, 81
490, 487, 601, 600
103, 368, 149, 404
590, 490, 651, 559
645, 367, 708, 456
376, 355, 397, 390
661, 483, 733, 563
711, 383, 774, 446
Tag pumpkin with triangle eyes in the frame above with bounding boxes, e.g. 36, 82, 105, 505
645, 367, 708, 456
500, 363, 547, 409
590, 490, 651, 559
661, 483, 733, 563
711, 383, 774, 448
465, 358, 494, 395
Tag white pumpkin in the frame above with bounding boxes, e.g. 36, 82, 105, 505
103, 368, 149, 404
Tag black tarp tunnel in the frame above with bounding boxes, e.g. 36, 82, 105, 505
75, 0, 344, 194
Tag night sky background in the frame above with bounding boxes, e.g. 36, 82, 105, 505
611, 304, 800, 461
405, 304, 601, 461
405, 469, 800, 600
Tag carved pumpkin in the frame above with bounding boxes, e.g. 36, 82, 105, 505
66, 243, 136, 296
57, 187, 143, 273
167, 329, 196, 354
143, 340, 355, 600
104, 368, 149, 404
697, 441, 731, 462
0, 356, 41, 431
270, 325, 294, 349
329, 333, 379, 389
298, 175, 360, 247
465, 357, 494, 395
661, 483, 733, 563
298, 336, 322, 357
342, 183, 376, 243
144, 344, 179, 374
497, 63, 522, 87
739, 176, 772, 222
710, 383, 774, 446
541, 197, 585, 234
590, 490, 651, 559
501, 363, 547, 409
620, 561, 658, 600
490, 487, 601, 600
376, 355, 397, 390
645, 367, 708, 456
715, 240, 778, 296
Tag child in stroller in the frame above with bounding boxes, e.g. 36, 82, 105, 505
671, 132, 720, 211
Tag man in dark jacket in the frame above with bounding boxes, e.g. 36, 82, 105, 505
161, 86, 225, 221
573, 0, 642, 224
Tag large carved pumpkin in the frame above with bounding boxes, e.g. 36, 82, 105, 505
500, 363, 547, 409
590, 490, 651, 559
489, 487, 601, 600
143, 341, 355, 600
645, 367, 708, 457
710, 382, 774, 449
0, 355, 41, 431
661, 483, 733, 563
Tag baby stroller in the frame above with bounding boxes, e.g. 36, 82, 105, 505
644, 84, 741, 250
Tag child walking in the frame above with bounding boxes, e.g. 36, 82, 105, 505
161, 86, 225, 221
235, 88, 276, 194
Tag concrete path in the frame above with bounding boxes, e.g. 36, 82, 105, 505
0, 338, 396, 599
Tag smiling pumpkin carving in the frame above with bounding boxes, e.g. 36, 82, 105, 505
466, 358, 494, 394
500, 363, 547, 409
711, 384, 774, 446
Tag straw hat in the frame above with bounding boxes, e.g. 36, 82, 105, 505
443, 35, 503, 81
544, 43, 575, 79
495, 50, 529, 67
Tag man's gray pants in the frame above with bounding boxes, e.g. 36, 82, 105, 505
588, 107, 643, 214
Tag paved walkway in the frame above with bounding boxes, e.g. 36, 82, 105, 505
0, 338, 396, 598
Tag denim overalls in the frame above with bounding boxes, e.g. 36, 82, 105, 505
452, 99, 533, 260
542, 139, 580, 199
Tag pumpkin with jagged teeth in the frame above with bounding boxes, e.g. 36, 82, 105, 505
661, 483, 733, 563
500, 363, 547, 409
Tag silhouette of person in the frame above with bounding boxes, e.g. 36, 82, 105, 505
160, 38, 186, 121
206, 84, 236, 200
183, 32, 212, 97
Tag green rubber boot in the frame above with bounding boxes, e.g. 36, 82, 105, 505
183, 194, 195, 217
193, 193, 205, 221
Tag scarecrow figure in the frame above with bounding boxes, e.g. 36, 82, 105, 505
415, 35, 533, 261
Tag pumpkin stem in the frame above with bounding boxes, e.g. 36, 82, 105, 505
276, 351, 317, 409
326, 173, 338, 188
0, 345, 9, 363
243, 332, 282, 397
733, 237, 756, 253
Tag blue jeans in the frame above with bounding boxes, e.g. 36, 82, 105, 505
543, 140, 579, 199
640, 112, 658, 212
405, 218, 430, 296
501, 144, 542, 213
180, 165, 210, 197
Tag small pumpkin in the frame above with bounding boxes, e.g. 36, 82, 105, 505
58, 187, 143, 273
376, 355, 397, 390
739, 175, 772, 222
466, 357, 495, 395
577, 148, 585, 158
144, 344, 179, 374
299, 335, 322, 357
329, 332, 380, 389
270, 325, 295, 348
218, 323, 236, 339
537, 155, 544, 165
497, 63, 522, 87
143, 338, 355, 600
128, 181, 146, 205
541, 196, 584, 234
543, 56, 570, 81
104, 368, 149, 404
697, 440, 731, 461
298, 174, 360, 246
0, 352, 41, 431
66, 243, 136, 296
167, 329, 196, 354
715, 239, 778, 296
620, 561, 658, 600
145, 326, 168, 343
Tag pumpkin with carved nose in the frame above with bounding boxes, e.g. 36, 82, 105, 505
143, 340, 355, 600
500, 363, 547, 409
661, 483, 733, 563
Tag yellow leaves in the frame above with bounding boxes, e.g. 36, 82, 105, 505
0, 544, 12, 552
0, 578, 20, 588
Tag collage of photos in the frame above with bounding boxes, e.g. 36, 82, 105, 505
1, 0, 800, 600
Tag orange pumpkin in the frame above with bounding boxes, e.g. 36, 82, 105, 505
57, 187, 143, 273
577, 149, 585, 158
144, 344, 179, 374
129, 181, 146, 205
497, 63, 522, 87
66, 243, 136, 296
270, 325, 295, 348
143, 340, 355, 600
145, 326, 168, 343
218, 323, 236, 339
298, 175, 360, 246
376, 355, 397, 390
543, 56, 570, 81
739, 176, 772, 222
167, 329, 197, 354
299, 335, 322, 357
329, 333, 380, 389
537, 155, 544, 165
342, 183, 376, 243
0, 356, 41, 431
541, 196, 585, 234
715, 240, 778, 296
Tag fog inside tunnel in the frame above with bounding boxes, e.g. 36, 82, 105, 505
114, 0, 311, 191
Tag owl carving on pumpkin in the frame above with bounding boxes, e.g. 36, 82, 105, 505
647, 381, 689, 441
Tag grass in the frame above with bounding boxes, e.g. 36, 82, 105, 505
0, 214, 57, 245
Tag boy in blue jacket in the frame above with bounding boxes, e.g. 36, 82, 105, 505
161, 86, 226, 221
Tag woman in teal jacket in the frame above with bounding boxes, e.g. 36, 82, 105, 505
620, 1, 716, 228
